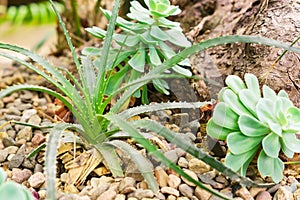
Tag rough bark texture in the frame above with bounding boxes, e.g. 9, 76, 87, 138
185, 0, 300, 106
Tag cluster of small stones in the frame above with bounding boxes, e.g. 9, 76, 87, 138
1, 66, 300, 200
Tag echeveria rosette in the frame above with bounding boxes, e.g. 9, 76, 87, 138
206, 73, 300, 183
84, 0, 191, 96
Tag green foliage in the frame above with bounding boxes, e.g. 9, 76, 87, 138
84, 0, 191, 98
0, 0, 300, 198
0, 168, 34, 200
207, 73, 300, 183
0, 1, 63, 25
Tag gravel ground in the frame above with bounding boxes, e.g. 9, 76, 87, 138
1, 64, 300, 200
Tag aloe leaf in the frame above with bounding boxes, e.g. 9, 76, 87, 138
262, 85, 277, 99
206, 119, 232, 140
244, 73, 261, 98
153, 79, 170, 95
212, 102, 239, 130
223, 89, 252, 116
81, 56, 96, 97
118, 101, 210, 120
128, 48, 146, 72
108, 140, 158, 191
257, 150, 284, 183
132, 119, 259, 187
106, 115, 233, 199
225, 75, 246, 93
85, 26, 107, 38
172, 65, 192, 77
94, 0, 121, 112
225, 148, 258, 172
239, 89, 259, 116
227, 132, 263, 154
95, 144, 124, 177
45, 123, 77, 200
282, 133, 300, 152
262, 132, 280, 158
106, 66, 130, 95
113, 35, 300, 112
238, 115, 269, 137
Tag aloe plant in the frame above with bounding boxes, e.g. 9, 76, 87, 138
83, 0, 191, 99
0, 168, 34, 200
207, 73, 300, 183
1, 0, 300, 199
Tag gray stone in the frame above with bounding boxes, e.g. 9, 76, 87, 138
28, 114, 42, 126
164, 150, 179, 164
178, 184, 194, 199
28, 172, 46, 188
5, 146, 18, 154
115, 194, 126, 200
198, 174, 224, 189
8, 154, 25, 169
21, 109, 37, 121
2, 136, 15, 147
8, 107, 21, 116
0, 149, 8, 162
177, 157, 189, 168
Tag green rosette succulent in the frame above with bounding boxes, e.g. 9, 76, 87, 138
206, 73, 300, 183
84, 0, 191, 96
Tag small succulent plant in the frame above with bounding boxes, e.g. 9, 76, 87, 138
207, 73, 300, 183
83, 0, 191, 97
0, 168, 34, 200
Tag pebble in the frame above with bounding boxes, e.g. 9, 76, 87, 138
11, 168, 32, 183
161, 186, 180, 197
236, 187, 253, 200
8, 154, 25, 169
166, 195, 176, 200
0, 149, 8, 162
167, 174, 181, 189
28, 172, 46, 188
164, 150, 179, 164
195, 185, 213, 200
178, 184, 194, 199
188, 158, 210, 174
28, 114, 42, 126
294, 188, 300, 199
2, 136, 16, 147
21, 109, 37, 122
90, 183, 110, 199
249, 187, 266, 197
115, 194, 126, 200
198, 174, 224, 189
181, 169, 198, 187
274, 186, 293, 200
5, 146, 19, 154
119, 177, 136, 192
130, 189, 154, 199
177, 157, 189, 168
256, 191, 272, 200
16, 127, 32, 141
31, 133, 46, 146
96, 189, 116, 200
155, 166, 169, 187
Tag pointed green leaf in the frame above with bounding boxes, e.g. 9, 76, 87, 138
227, 132, 263, 154
238, 115, 269, 137
225, 75, 246, 94
257, 150, 284, 183
212, 102, 239, 130
172, 65, 192, 77
206, 119, 232, 140
262, 133, 280, 158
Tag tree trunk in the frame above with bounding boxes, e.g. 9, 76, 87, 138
185, 0, 300, 106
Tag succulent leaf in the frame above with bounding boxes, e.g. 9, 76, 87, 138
239, 89, 259, 116
225, 75, 246, 93
244, 73, 261, 98
262, 132, 280, 158
238, 115, 269, 137
206, 119, 232, 140
227, 132, 263, 154
223, 89, 252, 116
212, 102, 239, 130
225, 148, 258, 172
